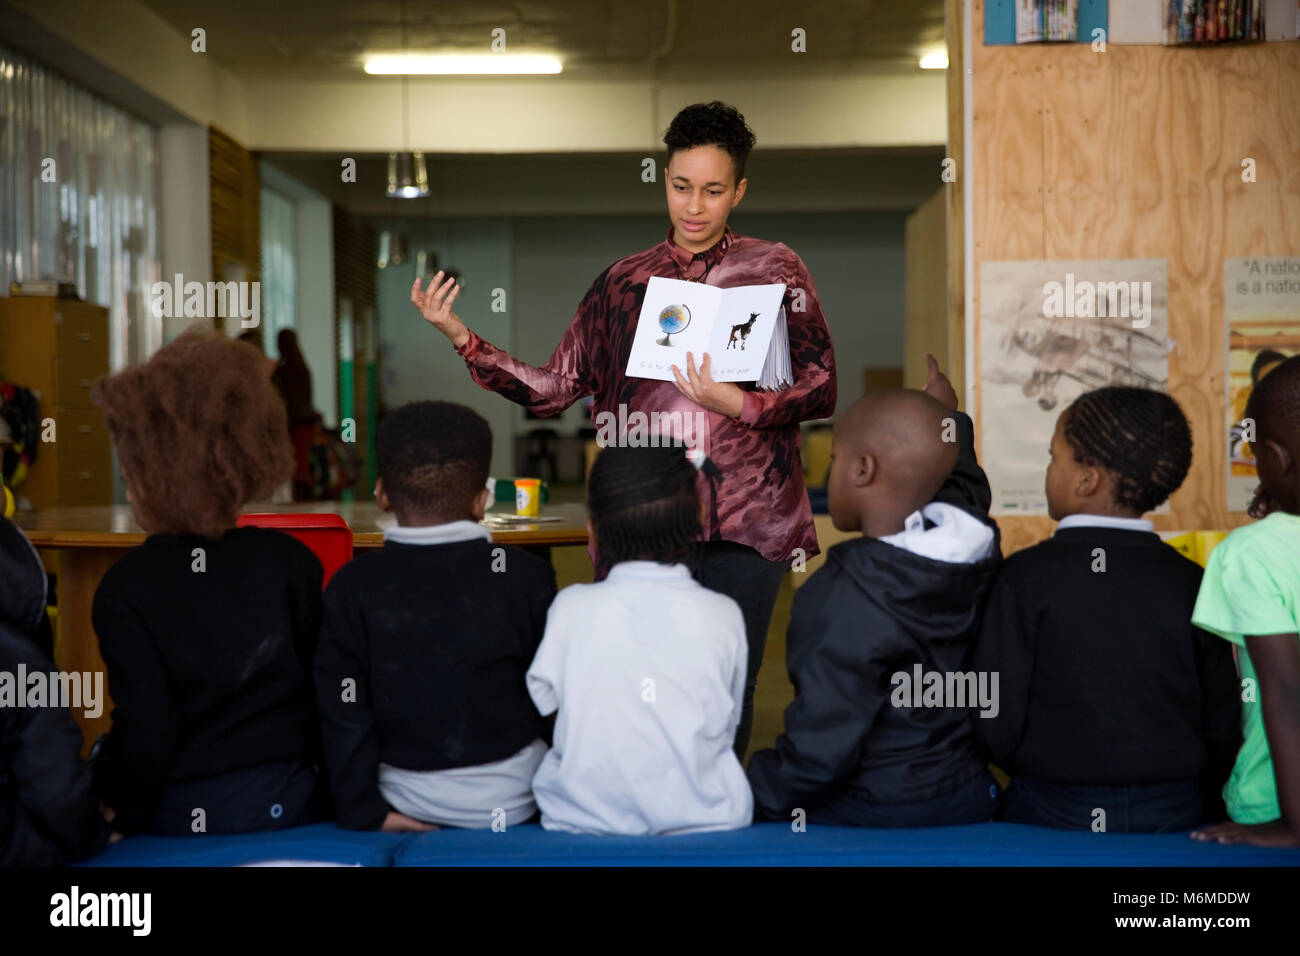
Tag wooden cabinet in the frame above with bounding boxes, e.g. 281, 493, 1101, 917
0, 297, 113, 508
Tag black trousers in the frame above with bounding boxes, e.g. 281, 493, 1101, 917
1000, 776, 1203, 833
686, 541, 789, 758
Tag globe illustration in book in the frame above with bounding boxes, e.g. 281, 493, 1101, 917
657, 303, 691, 346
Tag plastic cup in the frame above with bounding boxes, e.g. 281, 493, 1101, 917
514, 478, 541, 517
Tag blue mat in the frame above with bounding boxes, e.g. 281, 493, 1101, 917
72, 821, 1300, 867
74, 823, 408, 868
392, 822, 1300, 867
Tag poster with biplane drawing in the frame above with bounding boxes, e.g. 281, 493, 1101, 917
979, 259, 1170, 516
1224, 257, 1300, 513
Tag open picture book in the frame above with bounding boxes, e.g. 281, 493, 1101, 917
624, 276, 793, 389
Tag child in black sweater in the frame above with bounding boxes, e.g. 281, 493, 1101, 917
90, 330, 326, 836
972, 387, 1240, 832
314, 402, 556, 832
0, 517, 109, 863
748, 359, 1004, 826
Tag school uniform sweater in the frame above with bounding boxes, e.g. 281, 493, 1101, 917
971, 521, 1241, 808
91, 527, 324, 836
314, 526, 557, 830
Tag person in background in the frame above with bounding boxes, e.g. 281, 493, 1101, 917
272, 328, 319, 501
236, 328, 278, 376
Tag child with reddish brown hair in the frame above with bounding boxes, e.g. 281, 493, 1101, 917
90, 327, 327, 836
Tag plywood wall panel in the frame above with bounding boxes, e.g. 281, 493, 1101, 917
967, 0, 1300, 553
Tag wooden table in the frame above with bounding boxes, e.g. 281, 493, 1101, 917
15, 502, 589, 750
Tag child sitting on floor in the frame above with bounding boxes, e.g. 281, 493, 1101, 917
1193, 355, 1300, 847
91, 329, 327, 836
526, 444, 752, 834
747, 377, 1003, 827
0, 517, 109, 863
973, 386, 1240, 832
315, 401, 556, 831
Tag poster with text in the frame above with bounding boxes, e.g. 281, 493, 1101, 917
1225, 257, 1300, 512
979, 259, 1169, 515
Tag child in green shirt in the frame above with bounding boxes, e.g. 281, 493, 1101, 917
1192, 355, 1300, 847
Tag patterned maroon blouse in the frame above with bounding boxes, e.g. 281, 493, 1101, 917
454, 224, 838, 564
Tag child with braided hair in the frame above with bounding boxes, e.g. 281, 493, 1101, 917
973, 387, 1240, 832
1192, 354, 1300, 847
525, 444, 753, 834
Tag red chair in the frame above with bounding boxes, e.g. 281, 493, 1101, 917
236, 513, 354, 589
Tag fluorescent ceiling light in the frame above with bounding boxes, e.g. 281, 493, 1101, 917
365, 54, 562, 75
919, 49, 948, 70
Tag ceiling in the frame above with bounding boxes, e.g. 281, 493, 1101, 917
135, 0, 947, 80
263, 146, 945, 217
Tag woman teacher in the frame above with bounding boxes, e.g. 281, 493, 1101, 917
412, 101, 837, 756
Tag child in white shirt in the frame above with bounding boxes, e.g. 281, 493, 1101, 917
526, 445, 753, 835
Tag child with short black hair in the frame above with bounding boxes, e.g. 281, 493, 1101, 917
315, 401, 556, 831
747, 373, 1003, 827
1193, 356, 1300, 847
91, 329, 326, 836
526, 444, 752, 834
1, 517, 109, 864
974, 386, 1240, 832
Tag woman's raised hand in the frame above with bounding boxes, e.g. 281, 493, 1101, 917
412, 271, 470, 349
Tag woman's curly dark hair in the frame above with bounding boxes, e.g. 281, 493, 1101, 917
1061, 386, 1193, 515
663, 101, 757, 183
91, 328, 293, 538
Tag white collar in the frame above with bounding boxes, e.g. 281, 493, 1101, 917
879, 501, 995, 565
1055, 514, 1155, 534
384, 519, 492, 546
604, 560, 693, 582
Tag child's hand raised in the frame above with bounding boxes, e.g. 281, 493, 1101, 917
412, 271, 470, 349
1247, 484, 1274, 520
922, 353, 959, 410
380, 811, 439, 834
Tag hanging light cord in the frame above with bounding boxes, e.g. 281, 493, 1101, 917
400, 0, 410, 152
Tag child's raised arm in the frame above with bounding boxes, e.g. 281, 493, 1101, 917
921, 355, 993, 520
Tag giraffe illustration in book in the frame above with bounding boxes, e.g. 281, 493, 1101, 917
727, 313, 760, 350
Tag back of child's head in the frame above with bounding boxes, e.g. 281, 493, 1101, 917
587, 445, 700, 567
92, 327, 292, 538
1245, 354, 1300, 506
376, 401, 491, 523
1246, 354, 1300, 444
1060, 386, 1192, 513
1251, 349, 1287, 385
